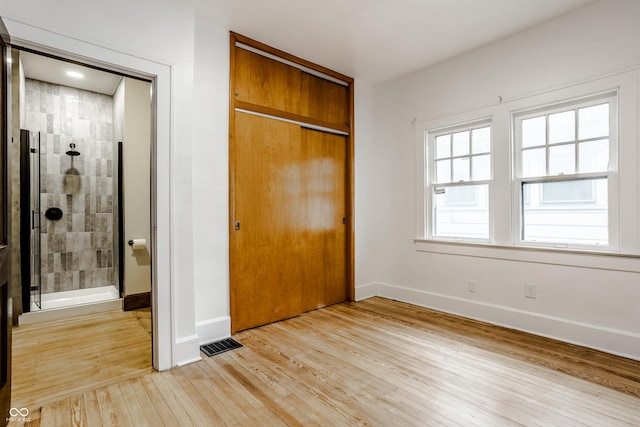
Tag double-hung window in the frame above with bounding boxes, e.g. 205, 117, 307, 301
419, 71, 637, 256
513, 93, 617, 249
427, 122, 492, 241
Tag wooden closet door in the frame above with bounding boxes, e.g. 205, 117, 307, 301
234, 48, 301, 115
299, 129, 347, 312
231, 112, 303, 332
300, 72, 349, 127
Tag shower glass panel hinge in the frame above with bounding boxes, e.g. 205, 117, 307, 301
235, 221, 240, 230
32, 210, 41, 229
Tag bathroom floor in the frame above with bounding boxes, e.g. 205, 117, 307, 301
10, 308, 153, 410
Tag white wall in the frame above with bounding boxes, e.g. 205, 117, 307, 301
122, 78, 152, 296
191, 2, 232, 345
368, 0, 640, 360
354, 80, 379, 298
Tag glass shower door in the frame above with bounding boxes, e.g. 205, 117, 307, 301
29, 131, 41, 310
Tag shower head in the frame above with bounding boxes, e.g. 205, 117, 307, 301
66, 143, 80, 157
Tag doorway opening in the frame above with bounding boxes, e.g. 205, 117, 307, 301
8, 46, 155, 405
12, 48, 152, 324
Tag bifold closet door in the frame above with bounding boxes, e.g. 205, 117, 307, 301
231, 112, 347, 332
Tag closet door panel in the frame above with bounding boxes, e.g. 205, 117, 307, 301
300, 72, 349, 127
231, 112, 303, 332
300, 128, 347, 312
234, 48, 301, 115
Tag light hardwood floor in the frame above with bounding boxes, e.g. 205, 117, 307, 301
8, 298, 640, 426
11, 308, 152, 411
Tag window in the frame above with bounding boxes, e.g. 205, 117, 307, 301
427, 123, 491, 240
514, 93, 616, 249
418, 71, 636, 256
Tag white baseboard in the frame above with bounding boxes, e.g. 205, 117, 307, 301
372, 282, 640, 362
173, 334, 202, 367
355, 282, 378, 301
196, 316, 231, 346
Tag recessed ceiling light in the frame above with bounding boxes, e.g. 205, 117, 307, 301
66, 70, 84, 79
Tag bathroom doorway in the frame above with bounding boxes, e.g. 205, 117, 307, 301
8, 46, 155, 404
2, 16, 173, 372
6, 46, 157, 406
13, 49, 153, 324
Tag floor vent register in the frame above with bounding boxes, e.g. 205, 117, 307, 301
200, 338, 243, 357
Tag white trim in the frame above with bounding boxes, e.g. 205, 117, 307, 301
414, 239, 640, 273
173, 335, 201, 367
373, 281, 640, 362
3, 17, 174, 370
196, 316, 231, 346
355, 282, 378, 301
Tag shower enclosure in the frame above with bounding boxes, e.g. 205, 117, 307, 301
19, 79, 122, 317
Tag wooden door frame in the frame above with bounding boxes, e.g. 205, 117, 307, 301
229, 32, 355, 333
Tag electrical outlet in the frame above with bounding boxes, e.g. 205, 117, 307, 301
525, 282, 536, 299
468, 280, 477, 293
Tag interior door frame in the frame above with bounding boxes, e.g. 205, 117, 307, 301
2, 18, 173, 371
229, 33, 355, 333
0, 15, 12, 421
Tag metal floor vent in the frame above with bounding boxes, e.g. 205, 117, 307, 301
200, 338, 243, 357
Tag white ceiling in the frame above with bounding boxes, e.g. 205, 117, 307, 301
210, 0, 596, 84
20, 51, 122, 95
20, 0, 595, 92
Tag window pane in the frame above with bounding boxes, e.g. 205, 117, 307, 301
471, 127, 491, 154
579, 103, 609, 140
452, 157, 470, 182
522, 178, 608, 246
433, 184, 489, 239
541, 180, 594, 203
435, 135, 451, 159
549, 144, 575, 175
472, 154, 490, 181
579, 139, 608, 173
436, 159, 451, 183
522, 116, 546, 148
452, 131, 470, 156
522, 148, 546, 178
549, 110, 575, 144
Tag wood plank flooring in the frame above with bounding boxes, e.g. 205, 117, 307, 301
11, 308, 152, 411
8, 297, 640, 426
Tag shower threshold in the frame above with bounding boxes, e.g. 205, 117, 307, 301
19, 286, 122, 326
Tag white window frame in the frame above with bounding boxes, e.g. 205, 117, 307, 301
512, 92, 619, 251
415, 68, 639, 262
424, 119, 494, 243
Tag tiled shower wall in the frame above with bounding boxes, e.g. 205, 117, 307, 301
25, 79, 115, 295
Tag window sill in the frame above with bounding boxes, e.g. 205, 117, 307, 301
413, 239, 640, 273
